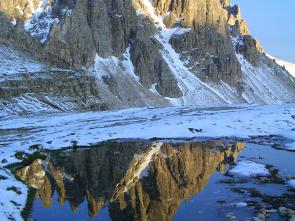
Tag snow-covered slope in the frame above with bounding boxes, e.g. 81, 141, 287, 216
0, 45, 106, 117
267, 54, 295, 78
0, 168, 27, 221
0, 45, 46, 76
1, 104, 295, 165
230, 42, 295, 104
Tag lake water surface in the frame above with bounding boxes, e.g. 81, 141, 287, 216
13, 139, 295, 221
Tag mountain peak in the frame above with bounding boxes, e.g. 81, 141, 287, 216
0, 0, 295, 115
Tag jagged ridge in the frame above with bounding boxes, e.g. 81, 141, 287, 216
0, 0, 295, 115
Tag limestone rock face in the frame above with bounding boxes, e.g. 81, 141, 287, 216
148, 0, 243, 86
0, 0, 40, 21
1, 0, 295, 109
0, 0, 136, 67
0, 70, 107, 114
169, 29, 243, 85
152, 0, 227, 33
220, 0, 231, 8
46, 0, 96, 68
235, 35, 264, 65
224, 3, 263, 65
130, 38, 182, 97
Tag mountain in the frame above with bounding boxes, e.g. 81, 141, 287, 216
0, 0, 295, 115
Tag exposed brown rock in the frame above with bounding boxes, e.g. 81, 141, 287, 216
223, 2, 264, 66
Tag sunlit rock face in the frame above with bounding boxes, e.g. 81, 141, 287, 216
223, 2, 263, 66
15, 141, 244, 220
133, 0, 243, 86
0, 0, 42, 21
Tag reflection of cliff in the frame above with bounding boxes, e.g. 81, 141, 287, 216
15, 141, 244, 220
15, 141, 150, 216
110, 141, 244, 221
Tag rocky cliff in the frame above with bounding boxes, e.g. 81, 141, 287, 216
0, 0, 294, 114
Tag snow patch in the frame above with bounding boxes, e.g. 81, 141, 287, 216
137, 0, 166, 29
285, 142, 295, 151
0, 45, 46, 75
92, 54, 120, 78
11, 19, 17, 26
122, 46, 140, 82
92, 47, 140, 82
1, 104, 295, 166
24, 1, 57, 43
149, 83, 160, 96
228, 160, 270, 177
288, 180, 295, 188
235, 202, 248, 208
24, 0, 72, 43
0, 168, 27, 221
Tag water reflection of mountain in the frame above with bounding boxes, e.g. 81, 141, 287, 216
15, 141, 244, 220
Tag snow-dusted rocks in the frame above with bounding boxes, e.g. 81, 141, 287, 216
1, 0, 295, 108
24, 1, 59, 44
0, 45, 46, 76
231, 37, 295, 104
267, 55, 295, 78
228, 161, 270, 177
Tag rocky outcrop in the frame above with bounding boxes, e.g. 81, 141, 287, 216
0, 44, 169, 116
130, 38, 182, 97
138, 0, 244, 85
169, 30, 243, 85
15, 141, 244, 220
0, 70, 107, 115
223, 3, 263, 65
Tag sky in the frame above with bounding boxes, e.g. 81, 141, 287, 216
231, 0, 295, 63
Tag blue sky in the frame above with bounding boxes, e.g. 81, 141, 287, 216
231, 0, 295, 63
